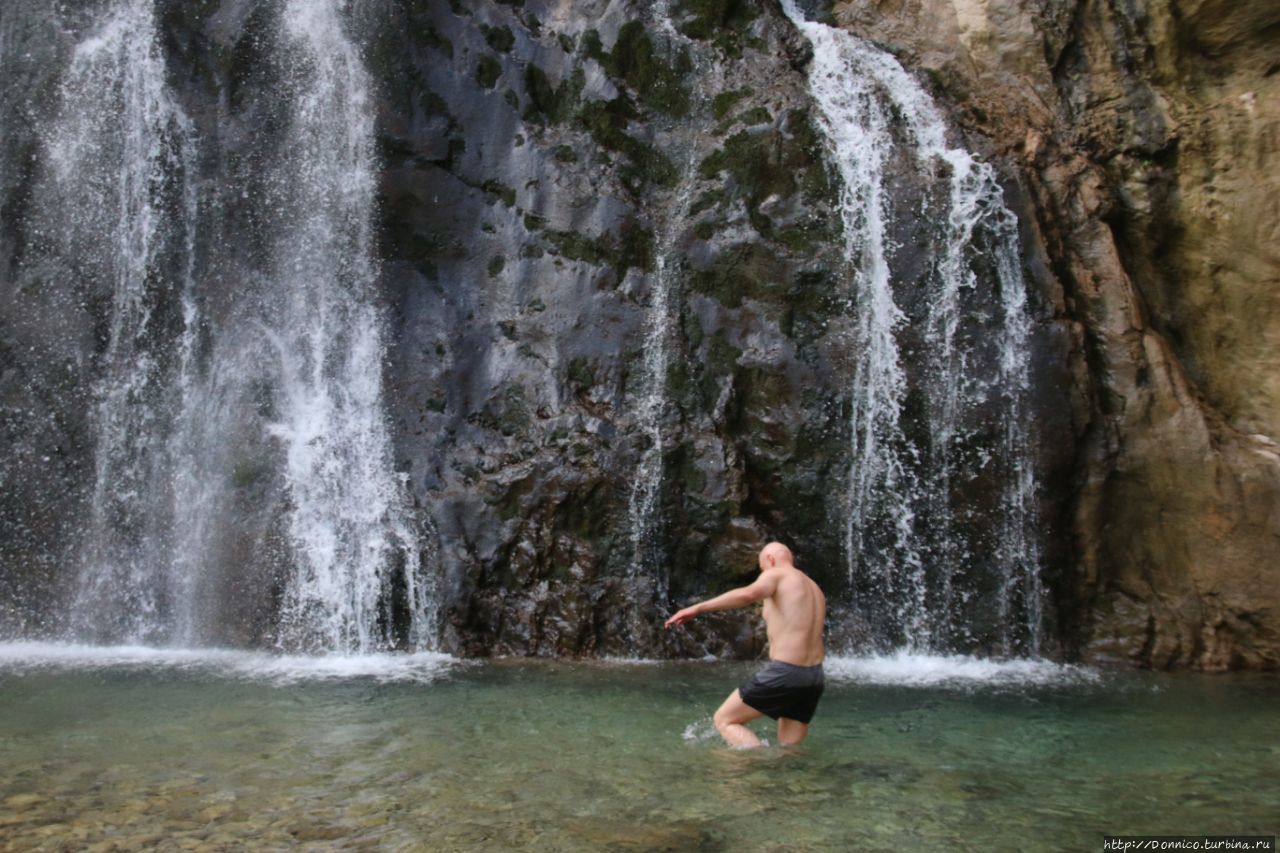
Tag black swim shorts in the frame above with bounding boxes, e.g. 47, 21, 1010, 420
738, 660, 825, 724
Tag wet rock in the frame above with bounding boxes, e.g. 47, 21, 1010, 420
829, 0, 1280, 667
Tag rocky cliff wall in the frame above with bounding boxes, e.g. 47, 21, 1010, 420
831, 0, 1280, 667
2, 0, 1274, 667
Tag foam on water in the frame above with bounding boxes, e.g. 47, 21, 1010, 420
824, 651, 1098, 688
0, 642, 456, 684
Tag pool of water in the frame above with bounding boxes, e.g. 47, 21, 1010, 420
1, 644, 1276, 850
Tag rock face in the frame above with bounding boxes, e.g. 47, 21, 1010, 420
0, 0, 1275, 667
830, 0, 1280, 668
371, 0, 849, 657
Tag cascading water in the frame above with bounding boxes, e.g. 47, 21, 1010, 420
781, 2, 1044, 655
20, 0, 434, 654
262, 0, 434, 654
35, 0, 197, 645
622, 5, 706, 644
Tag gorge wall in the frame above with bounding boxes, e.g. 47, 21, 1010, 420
829, 0, 1280, 668
0, 0, 1275, 668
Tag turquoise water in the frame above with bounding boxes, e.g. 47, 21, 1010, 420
0, 645, 1276, 851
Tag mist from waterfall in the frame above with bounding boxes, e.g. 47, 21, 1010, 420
781, 1, 1045, 655
26, 0, 434, 654
36, 0, 198, 645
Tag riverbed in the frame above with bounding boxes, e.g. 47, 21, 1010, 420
1, 644, 1276, 850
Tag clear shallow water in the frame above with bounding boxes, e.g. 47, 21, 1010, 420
1, 647, 1276, 851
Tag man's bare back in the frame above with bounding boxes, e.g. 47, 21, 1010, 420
663, 542, 826, 748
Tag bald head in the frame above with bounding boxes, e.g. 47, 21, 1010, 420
758, 541, 795, 571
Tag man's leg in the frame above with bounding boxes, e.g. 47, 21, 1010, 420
713, 690, 764, 749
777, 717, 809, 746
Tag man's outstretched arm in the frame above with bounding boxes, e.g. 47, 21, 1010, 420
663, 571, 779, 629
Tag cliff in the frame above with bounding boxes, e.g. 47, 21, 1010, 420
830, 0, 1280, 667
0, 0, 1275, 667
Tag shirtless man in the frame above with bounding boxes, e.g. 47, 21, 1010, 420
663, 542, 826, 748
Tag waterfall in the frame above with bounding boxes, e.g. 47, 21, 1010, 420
781, 2, 1044, 654
257, 0, 433, 654
39, 0, 197, 645
621, 4, 704, 641
27, 0, 434, 653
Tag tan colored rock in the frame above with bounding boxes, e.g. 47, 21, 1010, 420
833, 0, 1280, 668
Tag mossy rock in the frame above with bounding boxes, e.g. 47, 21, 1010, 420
711, 87, 752, 120
481, 179, 516, 207
533, 216, 655, 279
699, 110, 836, 244
481, 24, 516, 53
687, 242, 790, 309
476, 55, 503, 89
567, 357, 597, 391
523, 65, 584, 125
673, 0, 761, 56
595, 21, 690, 118
578, 98, 678, 190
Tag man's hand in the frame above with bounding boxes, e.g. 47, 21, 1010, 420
664, 605, 700, 629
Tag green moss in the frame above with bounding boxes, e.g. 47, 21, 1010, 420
693, 220, 721, 240
580, 29, 604, 61
470, 386, 530, 438
539, 217, 655, 278
425, 396, 446, 413
567, 356, 596, 390
504, 89, 520, 109
481, 179, 516, 207
557, 33, 575, 53
488, 255, 507, 277
681, 310, 705, 351
697, 331, 743, 407
417, 22, 454, 58
711, 87, 751, 120
666, 441, 708, 493
698, 111, 837, 244
578, 98, 678, 189
673, 0, 760, 56
519, 242, 544, 259
522, 64, 584, 125
598, 21, 689, 117
232, 460, 266, 489
447, 138, 466, 168
481, 23, 515, 52
687, 243, 790, 308
522, 213, 546, 231
690, 188, 728, 215
477, 55, 503, 89
553, 144, 578, 163
738, 105, 772, 126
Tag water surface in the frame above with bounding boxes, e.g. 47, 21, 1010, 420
1, 646, 1276, 850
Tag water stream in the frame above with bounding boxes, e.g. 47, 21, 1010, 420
781, 2, 1044, 654
24, 0, 433, 653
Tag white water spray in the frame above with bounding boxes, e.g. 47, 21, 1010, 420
47, 0, 196, 644
267, 0, 434, 653
781, 1, 1044, 653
